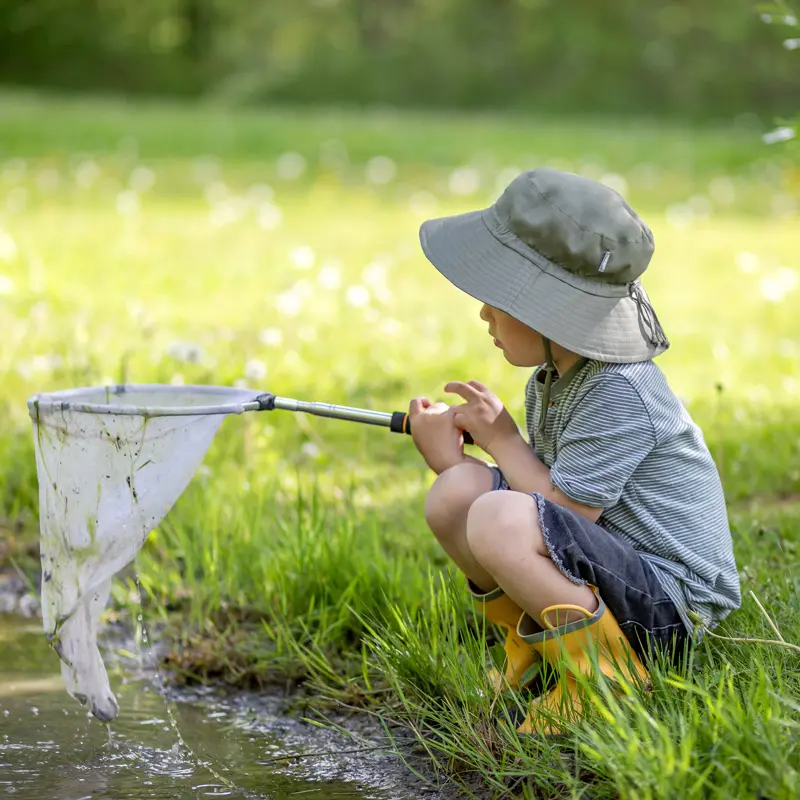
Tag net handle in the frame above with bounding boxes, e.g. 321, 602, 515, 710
29, 390, 474, 444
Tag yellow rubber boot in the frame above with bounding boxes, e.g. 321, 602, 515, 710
515, 589, 651, 735
469, 581, 538, 691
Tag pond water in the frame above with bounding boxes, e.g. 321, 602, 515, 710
0, 613, 417, 800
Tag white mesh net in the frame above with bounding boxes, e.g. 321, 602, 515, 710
28, 385, 260, 721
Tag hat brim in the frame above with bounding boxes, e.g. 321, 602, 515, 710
419, 209, 668, 363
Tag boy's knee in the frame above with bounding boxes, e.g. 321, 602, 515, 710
424, 462, 495, 538
466, 491, 544, 566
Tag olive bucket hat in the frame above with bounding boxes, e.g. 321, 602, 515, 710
419, 168, 669, 365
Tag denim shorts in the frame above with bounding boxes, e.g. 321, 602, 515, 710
491, 468, 689, 664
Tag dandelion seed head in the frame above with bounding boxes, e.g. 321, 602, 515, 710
708, 176, 736, 206
259, 327, 284, 347
36, 169, 60, 193
665, 203, 693, 229
248, 184, 275, 204
204, 181, 229, 205
290, 245, 316, 270
0, 274, 15, 295
276, 289, 303, 317
257, 203, 283, 230
166, 342, 205, 364
75, 160, 101, 190
408, 190, 437, 216
301, 442, 321, 459
130, 166, 156, 193
0, 229, 18, 263
736, 251, 760, 274
449, 167, 481, 196
366, 156, 397, 185
784, 38, 800, 50
277, 152, 307, 180
600, 173, 628, 197
318, 261, 342, 290
345, 285, 370, 308
116, 190, 139, 216
244, 358, 268, 382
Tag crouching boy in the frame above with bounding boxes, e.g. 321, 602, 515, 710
409, 168, 741, 734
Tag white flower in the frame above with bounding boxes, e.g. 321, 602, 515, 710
366, 156, 397, 185
0, 274, 15, 294
166, 342, 205, 364
290, 245, 315, 270
259, 328, 284, 347
276, 290, 303, 317
192, 157, 220, 184
5, 187, 27, 213
345, 285, 370, 308
204, 181, 229, 205
276, 152, 306, 180
244, 359, 268, 382
362, 260, 388, 288
0, 229, 17, 263
1, 158, 26, 182
784, 38, 800, 50
301, 442, 321, 459
116, 191, 139, 216
36, 169, 60, 192
248, 184, 274, 203
130, 166, 155, 193
600, 173, 628, 197
318, 261, 342, 290
708, 176, 736, 206
665, 203, 693, 229
712, 343, 729, 362
688, 195, 711, 219
380, 318, 402, 337
736, 251, 760, 274
257, 203, 283, 230
448, 167, 480, 196
298, 325, 317, 342
75, 160, 100, 189
760, 268, 798, 303
771, 193, 798, 217
171, 373, 185, 386
408, 190, 437, 215
762, 127, 796, 145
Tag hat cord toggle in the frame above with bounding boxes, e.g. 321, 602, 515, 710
628, 281, 669, 348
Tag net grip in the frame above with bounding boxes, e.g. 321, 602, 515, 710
390, 411, 474, 445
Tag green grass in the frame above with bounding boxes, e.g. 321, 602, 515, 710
2, 91, 800, 798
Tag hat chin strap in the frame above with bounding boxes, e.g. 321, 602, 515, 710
629, 281, 669, 348
538, 338, 556, 435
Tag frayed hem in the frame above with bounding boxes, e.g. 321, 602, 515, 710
530, 492, 587, 587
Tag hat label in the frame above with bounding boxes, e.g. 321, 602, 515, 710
598, 251, 612, 273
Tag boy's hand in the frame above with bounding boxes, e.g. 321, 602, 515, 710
445, 380, 521, 455
409, 397, 466, 474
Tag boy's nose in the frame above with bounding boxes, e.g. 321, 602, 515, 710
479, 304, 492, 322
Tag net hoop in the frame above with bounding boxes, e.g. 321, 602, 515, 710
27, 383, 262, 420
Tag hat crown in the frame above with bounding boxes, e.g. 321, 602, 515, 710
494, 168, 654, 285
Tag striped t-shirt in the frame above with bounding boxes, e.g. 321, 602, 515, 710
524, 359, 741, 633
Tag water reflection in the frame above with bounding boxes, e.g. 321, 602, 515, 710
0, 614, 385, 800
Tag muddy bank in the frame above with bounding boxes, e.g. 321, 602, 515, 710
0, 572, 482, 799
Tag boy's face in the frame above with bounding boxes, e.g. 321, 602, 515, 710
479, 304, 546, 367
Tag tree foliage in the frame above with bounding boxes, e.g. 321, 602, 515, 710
0, 0, 797, 117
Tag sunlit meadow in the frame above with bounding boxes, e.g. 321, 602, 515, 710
1, 92, 800, 798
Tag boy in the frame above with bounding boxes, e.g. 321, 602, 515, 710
409, 168, 741, 735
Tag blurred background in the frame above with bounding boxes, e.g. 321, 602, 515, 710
0, 0, 798, 118
0, 2, 798, 561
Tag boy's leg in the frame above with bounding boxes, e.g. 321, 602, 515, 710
424, 462, 497, 590
466, 490, 598, 623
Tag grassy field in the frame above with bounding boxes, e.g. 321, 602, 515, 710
1, 91, 800, 798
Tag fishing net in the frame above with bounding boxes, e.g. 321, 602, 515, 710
28, 385, 262, 721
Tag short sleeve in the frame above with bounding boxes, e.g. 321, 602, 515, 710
550, 374, 656, 509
